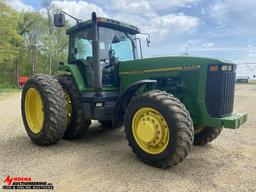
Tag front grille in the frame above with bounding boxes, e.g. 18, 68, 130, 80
205, 66, 236, 117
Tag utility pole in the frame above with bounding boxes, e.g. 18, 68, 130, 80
49, 52, 52, 75
32, 45, 36, 75
185, 43, 192, 56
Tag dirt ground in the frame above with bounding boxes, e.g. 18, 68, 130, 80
0, 84, 255, 192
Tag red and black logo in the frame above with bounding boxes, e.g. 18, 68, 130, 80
2, 176, 54, 190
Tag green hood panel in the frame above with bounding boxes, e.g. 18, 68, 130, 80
119, 56, 231, 74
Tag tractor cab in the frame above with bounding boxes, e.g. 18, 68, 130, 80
61, 13, 140, 90
52, 12, 143, 124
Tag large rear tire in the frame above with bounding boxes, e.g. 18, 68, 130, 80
58, 74, 90, 140
194, 126, 223, 145
21, 74, 67, 145
124, 90, 194, 168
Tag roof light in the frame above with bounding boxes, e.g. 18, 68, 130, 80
97, 17, 106, 23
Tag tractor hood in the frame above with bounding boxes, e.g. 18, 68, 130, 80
119, 56, 235, 76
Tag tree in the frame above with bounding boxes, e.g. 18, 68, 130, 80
0, 0, 22, 85
0, 0, 69, 86
41, 0, 69, 75
20, 12, 46, 75
42, 0, 53, 75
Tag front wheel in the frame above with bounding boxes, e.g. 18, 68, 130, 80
124, 90, 194, 168
194, 126, 223, 145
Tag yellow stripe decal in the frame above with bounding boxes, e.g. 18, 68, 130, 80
119, 65, 200, 76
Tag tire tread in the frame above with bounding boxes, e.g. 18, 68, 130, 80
124, 90, 194, 168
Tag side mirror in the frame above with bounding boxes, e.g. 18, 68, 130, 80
146, 37, 151, 47
54, 13, 65, 27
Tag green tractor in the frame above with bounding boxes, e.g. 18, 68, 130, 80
21, 12, 247, 168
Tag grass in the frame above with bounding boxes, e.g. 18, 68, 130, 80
0, 82, 21, 93
0, 83, 21, 101
0, 88, 20, 93
0, 90, 21, 102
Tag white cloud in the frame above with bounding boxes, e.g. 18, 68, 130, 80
148, 13, 200, 37
39, 0, 200, 43
110, 0, 200, 12
40, 0, 107, 23
104, 0, 201, 42
111, 1, 152, 13
202, 42, 215, 48
5, 0, 201, 57
210, 0, 256, 35
6, 0, 34, 12
150, 0, 201, 11
248, 53, 256, 57
201, 0, 256, 66
110, 13, 200, 44
5, 0, 254, 69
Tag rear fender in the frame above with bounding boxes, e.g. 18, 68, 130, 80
59, 64, 86, 91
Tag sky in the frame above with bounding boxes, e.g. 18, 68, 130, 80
5, 0, 256, 78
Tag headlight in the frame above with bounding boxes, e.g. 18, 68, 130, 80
209, 64, 235, 72
221, 65, 233, 71
209, 65, 219, 71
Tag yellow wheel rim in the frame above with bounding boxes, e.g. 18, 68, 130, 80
25, 88, 44, 134
64, 90, 72, 125
194, 125, 205, 134
132, 107, 170, 154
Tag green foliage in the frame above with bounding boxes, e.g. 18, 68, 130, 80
0, 1, 22, 63
0, 81, 18, 89
0, 0, 69, 86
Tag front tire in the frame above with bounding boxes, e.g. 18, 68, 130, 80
124, 90, 194, 168
58, 74, 91, 140
21, 74, 67, 145
194, 126, 223, 145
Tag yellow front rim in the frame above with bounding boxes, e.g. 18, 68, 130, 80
25, 88, 44, 134
194, 125, 205, 134
64, 90, 72, 125
132, 107, 170, 154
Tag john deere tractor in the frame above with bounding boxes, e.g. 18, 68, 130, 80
21, 12, 247, 168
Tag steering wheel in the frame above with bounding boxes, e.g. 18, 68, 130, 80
103, 48, 117, 69
108, 48, 115, 59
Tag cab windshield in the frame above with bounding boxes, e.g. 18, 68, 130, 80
99, 27, 137, 61
68, 27, 137, 88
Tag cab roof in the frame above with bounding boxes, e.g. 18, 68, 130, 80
66, 17, 140, 35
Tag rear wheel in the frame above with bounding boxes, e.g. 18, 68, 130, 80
58, 74, 90, 140
124, 90, 194, 168
21, 75, 67, 145
194, 125, 223, 145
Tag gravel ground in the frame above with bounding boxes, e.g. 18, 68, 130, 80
0, 84, 255, 192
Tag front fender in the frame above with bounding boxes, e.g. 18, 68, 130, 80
113, 79, 157, 127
